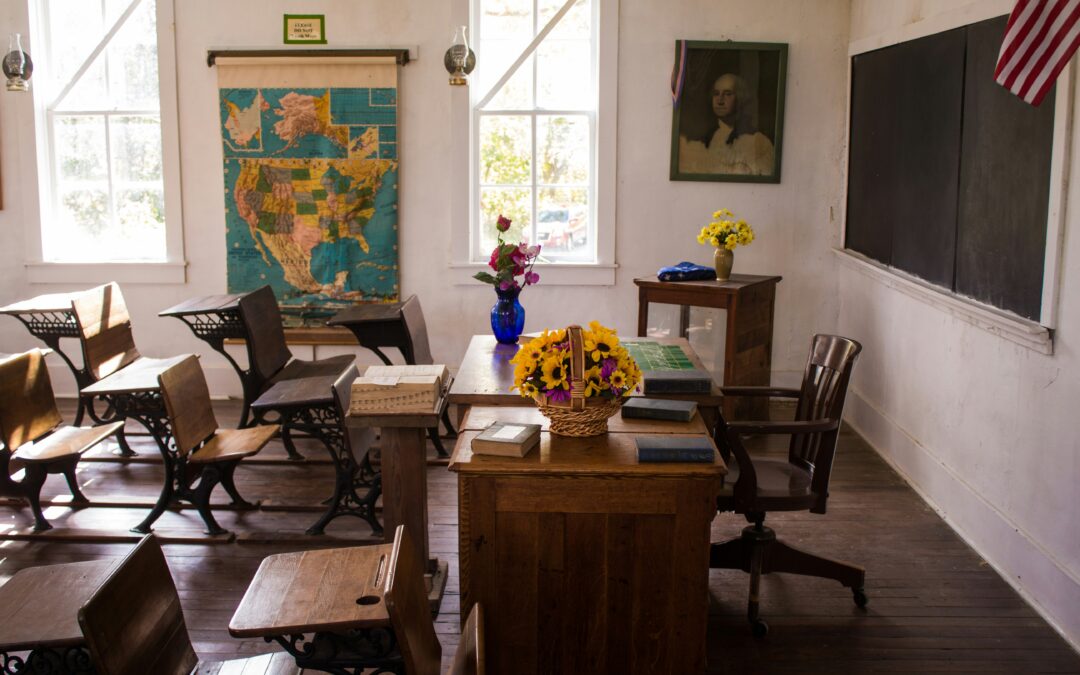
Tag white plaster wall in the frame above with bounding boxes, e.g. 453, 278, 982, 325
0, 0, 850, 398
843, 0, 1080, 649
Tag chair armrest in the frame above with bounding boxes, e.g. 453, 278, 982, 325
719, 386, 801, 398
726, 418, 839, 436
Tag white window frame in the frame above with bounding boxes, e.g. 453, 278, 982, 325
24, 0, 186, 284
838, 1, 1073, 354
449, 0, 617, 285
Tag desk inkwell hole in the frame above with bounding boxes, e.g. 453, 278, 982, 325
356, 595, 381, 606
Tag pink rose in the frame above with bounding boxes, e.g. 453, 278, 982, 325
496, 215, 512, 232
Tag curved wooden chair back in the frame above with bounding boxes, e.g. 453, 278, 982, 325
237, 285, 293, 385
384, 525, 442, 675
0, 349, 62, 450
790, 334, 862, 513
400, 295, 434, 365
72, 282, 141, 381
78, 534, 198, 675
448, 604, 485, 675
158, 356, 217, 456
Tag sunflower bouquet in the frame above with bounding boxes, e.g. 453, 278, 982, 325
510, 323, 642, 435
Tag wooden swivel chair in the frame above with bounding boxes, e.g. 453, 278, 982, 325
0, 349, 123, 531
238, 285, 355, 459
711, 334, 865, 636
79, 534, 299, 675
328, 294, 457, 457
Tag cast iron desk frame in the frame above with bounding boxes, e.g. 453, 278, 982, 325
634, 274, 781, 420
249, 376, 382, 536
0, 293, 92, 426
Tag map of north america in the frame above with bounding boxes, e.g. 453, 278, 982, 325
220, 87, 399, 325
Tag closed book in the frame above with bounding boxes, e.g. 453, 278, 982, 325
363, 364, 450, 389
621, 397, 698, 422
635, 435, 715, 463
642, 369, 714, 394
471, 422, 542, 458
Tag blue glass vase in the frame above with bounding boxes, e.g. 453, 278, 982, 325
491, 286, 525, 344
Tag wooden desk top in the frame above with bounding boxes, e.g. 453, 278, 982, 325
158, 293, 243, 317
249, 373, 338, 410
229, 544, 394, 638
0, 559, 117, 650
447, 335, 724, 406
0, 291, 80, 315
81, 355, 192, 395
633, 274, 782, 295
327, 301, 406, 325
447, 406, 725, 479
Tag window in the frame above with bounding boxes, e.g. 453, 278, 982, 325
470, 0, 614, 271
31, 0, 183, 273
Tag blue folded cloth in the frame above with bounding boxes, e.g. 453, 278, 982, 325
657, 261, 717, 282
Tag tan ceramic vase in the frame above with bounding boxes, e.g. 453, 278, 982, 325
714, 247, 734, 281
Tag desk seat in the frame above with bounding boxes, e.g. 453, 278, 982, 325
719, 457, 813, 503
272, 353, 355, 383
196, 652, 299, 674
189, 426, 279, 465
13, 423, 123, 464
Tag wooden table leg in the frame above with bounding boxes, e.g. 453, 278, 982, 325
379, 426, 447, 613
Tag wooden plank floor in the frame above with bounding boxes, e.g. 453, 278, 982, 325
0, 400, 1076, 673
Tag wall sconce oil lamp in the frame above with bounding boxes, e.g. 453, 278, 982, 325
3, 33, 33, 92
444, 25, 475, 86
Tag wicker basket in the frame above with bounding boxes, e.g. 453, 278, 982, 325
536, 325, 624, 437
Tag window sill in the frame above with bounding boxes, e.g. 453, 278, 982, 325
448, 262, 617, 286
834, 249, 1052, 355
25, 261, 188, 285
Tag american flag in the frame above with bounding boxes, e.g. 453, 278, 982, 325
994, 0, 1080, 106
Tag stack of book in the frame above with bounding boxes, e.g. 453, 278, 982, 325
471, 422, 541, 458
641, 368, 714, 394
349, 364, 450, 414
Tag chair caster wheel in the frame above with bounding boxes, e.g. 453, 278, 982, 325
853, 587, 868, 608
751, 619, 769, 638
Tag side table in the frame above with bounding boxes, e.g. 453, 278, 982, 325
634, 274, 782, 419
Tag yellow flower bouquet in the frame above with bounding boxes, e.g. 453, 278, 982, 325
697, 208, 754, 250
697, 208, 754, 280
510, 322, 642, 436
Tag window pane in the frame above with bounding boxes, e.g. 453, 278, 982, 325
537, 40, 592, 110
46, 0, 104, 87
480, 44, 533, 110
537, 115, 589, 185
107, 0, 160, 110
480, 115, 531, 185
539, 0, 591, 39
110, 115, 163, 182
480, 187, 532, 251
537, 187, 588, 256
54, 115, 107, 181
55, 60, 110, 111
481, 0, 532, 37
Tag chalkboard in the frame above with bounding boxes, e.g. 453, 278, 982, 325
845, 15, 1056, 321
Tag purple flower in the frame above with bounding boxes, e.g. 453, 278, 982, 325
524, 271, 540, 285
600, 358, 617, 378
547, 388, 571, 403
498, 279, 517, 291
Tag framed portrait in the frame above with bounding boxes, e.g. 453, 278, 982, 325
670, 40, 788, 183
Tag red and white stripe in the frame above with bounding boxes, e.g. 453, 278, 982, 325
995, 0, 1080, 106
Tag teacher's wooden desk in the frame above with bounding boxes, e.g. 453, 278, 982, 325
634, 274, 781, 419
450, 406, 725, 674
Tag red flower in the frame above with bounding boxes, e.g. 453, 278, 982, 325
496, 215, 512, 232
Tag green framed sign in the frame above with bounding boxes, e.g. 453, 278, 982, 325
284, 14, 327, 45
670, 40, 788, 184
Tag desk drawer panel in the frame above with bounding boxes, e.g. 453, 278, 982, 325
493, 477, 677, 514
